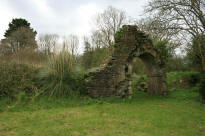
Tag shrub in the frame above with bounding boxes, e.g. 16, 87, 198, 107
0, 62, 39, 98
167, 72, 200, 89
199, 71, 205, 102
183, 72, 201, 87
133, 72, 201, 92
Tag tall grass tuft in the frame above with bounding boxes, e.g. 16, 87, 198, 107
38, 47, 83, 97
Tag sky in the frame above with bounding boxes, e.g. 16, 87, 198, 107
0, 0, 149, 53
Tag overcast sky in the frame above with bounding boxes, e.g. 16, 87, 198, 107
0, 0, 149, 53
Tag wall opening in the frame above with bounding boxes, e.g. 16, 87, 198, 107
85, 25, 168, 98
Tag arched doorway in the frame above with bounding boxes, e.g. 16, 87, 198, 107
85, 25, 168, 98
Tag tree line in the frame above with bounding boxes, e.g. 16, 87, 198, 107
0, 2, 205, 72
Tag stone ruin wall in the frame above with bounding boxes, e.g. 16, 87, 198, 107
85, 25, 168, 98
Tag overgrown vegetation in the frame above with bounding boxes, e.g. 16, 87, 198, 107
37, 48, 84, 97
153, 39, 175, 66
167, 72, 200, 90
0, 88, 204, 136
0, 3, 205, 135
132, 72, 201, 93
186, 34, 205, 71
0, 62, 39, 99
0, 46, 84, 99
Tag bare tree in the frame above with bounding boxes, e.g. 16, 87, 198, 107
136, 16, 181, 41
95, 6, 127, 48
91, 30, 103, 49
146, 0, 205, 35
63, 35, 79, 61
146, 0, 205, 70
38, 34, 59, 55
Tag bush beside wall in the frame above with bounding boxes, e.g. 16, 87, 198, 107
0, 62, 39, 98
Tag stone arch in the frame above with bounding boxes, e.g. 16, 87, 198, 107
85, 25, 168, 98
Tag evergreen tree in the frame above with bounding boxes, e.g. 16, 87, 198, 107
4, 18, 36, 38
1, 18, 37, 55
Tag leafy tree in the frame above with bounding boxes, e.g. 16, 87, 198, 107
153, 39, 176, 66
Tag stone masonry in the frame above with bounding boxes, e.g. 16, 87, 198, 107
85, 25, 168, 98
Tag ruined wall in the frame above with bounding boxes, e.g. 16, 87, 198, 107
85, 25, 168, 98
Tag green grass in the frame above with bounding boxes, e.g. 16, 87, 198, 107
0, 89, 205, 136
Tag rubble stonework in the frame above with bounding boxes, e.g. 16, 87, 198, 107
85, 25, 168, 98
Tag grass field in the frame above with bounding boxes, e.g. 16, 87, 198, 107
0, 89, 205, 136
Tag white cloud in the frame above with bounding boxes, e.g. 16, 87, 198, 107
0, 0, 149, 53
31, 0, 54, 17
75, 3, 100, 35
0, 1, 18, 39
